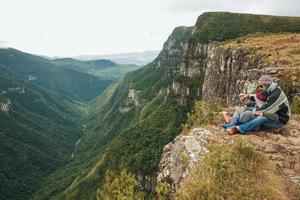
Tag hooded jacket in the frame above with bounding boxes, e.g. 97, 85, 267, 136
253, 82, 291, 124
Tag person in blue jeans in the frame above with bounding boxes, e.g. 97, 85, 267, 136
221, 91, 268, 129
226, 75, 291, 135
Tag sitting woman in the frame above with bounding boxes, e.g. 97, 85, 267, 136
222, 91, 268, 129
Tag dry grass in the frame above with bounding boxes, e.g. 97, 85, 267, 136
292, 96, 300, 114
224, 33, 300, 83
176, 140, 287, 200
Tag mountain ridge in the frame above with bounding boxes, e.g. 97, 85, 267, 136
0, 48, 113, 102
73, 50, 160, 65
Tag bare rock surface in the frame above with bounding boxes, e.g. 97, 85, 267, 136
157, 127, 215, 194
157, 116, 300, 199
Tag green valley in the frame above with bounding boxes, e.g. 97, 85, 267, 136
0, 48, 140, 200
1, 11, 300, 200
51, 58, 140, 81
0, 67, 83, 200
32, 12, 300, 200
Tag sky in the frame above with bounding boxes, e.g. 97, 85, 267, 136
0, 0, 299, 57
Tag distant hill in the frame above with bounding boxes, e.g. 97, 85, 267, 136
73, 50, 160, 65
51, 57, 140, 81
0, 48, 112, 102
52, 58, 118, 69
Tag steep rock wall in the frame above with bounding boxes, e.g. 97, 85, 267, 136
202, 47, 269, 105
179, 42, 214, 78
170, 42, 214, 106
156, 33, 300, 198
202, 34, 300, 105
152, 26, 193, 76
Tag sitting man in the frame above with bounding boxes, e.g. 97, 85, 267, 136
226, 75, 291, 135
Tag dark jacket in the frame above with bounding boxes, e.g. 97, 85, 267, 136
255, 87, 290, 124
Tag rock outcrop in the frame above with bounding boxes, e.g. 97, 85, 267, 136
119, 89, 143, 113
152, 26, 193, 76
156, 128, 215, 196
157, 117, 300, 198
0, 98, 11, 113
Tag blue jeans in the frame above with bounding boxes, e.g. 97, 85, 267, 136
238, 116, 283, 134
222, 107, 256, 129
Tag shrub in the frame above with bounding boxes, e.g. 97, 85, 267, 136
291, 96, 300, 114
236, 38, 245, 44
185, 100, 222, 129
156, 182, 171, 200
97, 169, 144, 200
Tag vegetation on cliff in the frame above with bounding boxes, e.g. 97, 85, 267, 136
176, 140, 286, 200
0, 68, 83, 200
191, 12, 300, 43
96, 169, 144, 200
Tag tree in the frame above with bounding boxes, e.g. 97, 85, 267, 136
97, 169, 144, 200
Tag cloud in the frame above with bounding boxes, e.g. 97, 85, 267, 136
0, 0, 299, 56
0, 40, 9, 47
149, 32, 157, 36
161, 0, 300, 16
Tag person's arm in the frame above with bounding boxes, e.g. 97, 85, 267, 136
240, 93, 255, 101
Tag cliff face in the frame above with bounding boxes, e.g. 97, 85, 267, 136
156, 33, 300, 198
173, 33, 300, 108
202, 46, 269, 105
171, 42, 214, 105
152, 26, 193, 75
179, 43, 214, 78
156, 15, 300, 196
170, 12, 300, 106
203, 34, 300, 105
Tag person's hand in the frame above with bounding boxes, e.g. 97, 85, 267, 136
255, 112, 263, 117
239, 93, 249, 100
